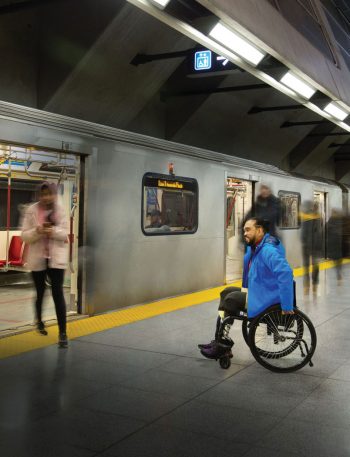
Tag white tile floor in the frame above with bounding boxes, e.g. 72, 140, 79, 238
0, 265, 350, 457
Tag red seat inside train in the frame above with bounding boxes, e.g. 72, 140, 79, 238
0, 235, 27, 267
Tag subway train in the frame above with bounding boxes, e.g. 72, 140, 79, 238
0, 100, 349, 329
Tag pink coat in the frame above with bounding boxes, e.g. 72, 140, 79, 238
21, 202, 69, 271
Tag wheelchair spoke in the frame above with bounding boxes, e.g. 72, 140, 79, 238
249, 306, 317, 372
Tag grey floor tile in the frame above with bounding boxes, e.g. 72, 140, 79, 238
329, 363, 350, 381
75, 384, 187, 422
305, 378, 350, 402
197, 381, 308, 416
155, 399, 280, 444
258, 418, 350, 457
0, 375, 111, 428
224, 365, 323, 394
0, 437, 96, 457
288, 396, 350, 428
138, 335, 205, 357
72, 340, 178, 368
157, 355, 245, 380
66, 357, 149, 385
18, 407, 146, 452
0, 343, 89, 375
95, 423, 249, 457
300, 353, 349, 378
243, 447, 300, 457
117, 369, 219, 399
78, 327, 147, 347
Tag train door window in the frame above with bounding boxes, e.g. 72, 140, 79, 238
226, 178, 252, 282
142, 173, 198, 235
0, 180, 37, 229
278, 191, 301, 229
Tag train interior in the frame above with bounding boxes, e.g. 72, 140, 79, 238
226, 177, 252, 282
0, 144, 80, 334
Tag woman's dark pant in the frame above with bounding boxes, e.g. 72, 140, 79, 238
32, 268, 67, 334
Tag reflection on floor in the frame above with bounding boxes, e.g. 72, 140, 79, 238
0, 265, 350, 457
0, 273, 71, 332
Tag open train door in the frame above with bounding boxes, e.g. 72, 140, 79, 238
0, 144, 81, 333
225, 177, 252, 283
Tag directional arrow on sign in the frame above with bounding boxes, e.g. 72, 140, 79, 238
217, 56, 229, 66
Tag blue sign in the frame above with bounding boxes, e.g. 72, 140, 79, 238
194, 50, 212, 71
189, 49, 236, 75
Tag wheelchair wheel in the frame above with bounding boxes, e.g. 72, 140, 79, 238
242, 319, 250, 346
248, 305, 317, 373
219, 355, 231, 369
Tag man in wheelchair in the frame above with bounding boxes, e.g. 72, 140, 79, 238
199, 217, 294, 360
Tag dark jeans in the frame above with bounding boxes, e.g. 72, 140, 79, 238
219, 286, 247, 316
302, 251, 319, 286
32, 267, 67, 334
212, 286, 247, 344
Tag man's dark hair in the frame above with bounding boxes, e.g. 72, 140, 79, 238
247, 217, 270, 233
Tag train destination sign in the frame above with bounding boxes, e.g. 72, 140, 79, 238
143, 173, 198, 193
158, 180, 184, 189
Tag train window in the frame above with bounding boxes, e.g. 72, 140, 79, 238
142, 173, 198, 235
278, 191, 301, 229
0, 180, 37, 229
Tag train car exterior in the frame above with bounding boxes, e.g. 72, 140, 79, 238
0, 101, 345, 317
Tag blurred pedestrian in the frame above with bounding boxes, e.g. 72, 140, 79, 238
300, 200, 322, 295
245, 184, 281, 237
327, 208, 344, 284
21, 182, 69, 347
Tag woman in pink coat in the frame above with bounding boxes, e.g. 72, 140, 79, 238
22, 182, 69, 347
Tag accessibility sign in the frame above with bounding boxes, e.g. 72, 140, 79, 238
190, 48, 236, 75
194, 50, 212, 71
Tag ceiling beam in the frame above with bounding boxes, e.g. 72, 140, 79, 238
287, 123, 338, 170
280, 120, 330, 128
0, 0, 63, 14
161, 82, 269, 100
248, 104, 306, 114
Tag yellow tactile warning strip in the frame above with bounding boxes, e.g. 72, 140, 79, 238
1, 258, 350, 360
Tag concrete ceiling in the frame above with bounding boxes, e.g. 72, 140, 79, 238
0, 0, 350, 182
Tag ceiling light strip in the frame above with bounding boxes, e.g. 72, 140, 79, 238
148, 0, 170, 9
280, 71, 316, 100
209, 22, 265, 66
324, 102, 348, 121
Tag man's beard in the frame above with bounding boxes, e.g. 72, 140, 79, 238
245, 238, 255, 246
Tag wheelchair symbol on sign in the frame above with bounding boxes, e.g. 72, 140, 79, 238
194, 50, 212, 71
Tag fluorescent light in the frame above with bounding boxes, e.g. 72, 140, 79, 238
209, 22, 265, 66
280, 71, 316, 99
148, 0, 170, 9
324, 102, 348, 121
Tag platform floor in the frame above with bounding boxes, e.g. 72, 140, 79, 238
1, 265, 350, 457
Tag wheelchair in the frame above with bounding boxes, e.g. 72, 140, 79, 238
217, 286, 317, 373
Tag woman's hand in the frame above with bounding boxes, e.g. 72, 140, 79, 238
36, 225, 53, 236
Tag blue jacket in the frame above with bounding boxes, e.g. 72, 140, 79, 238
242, 234, 294, 318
